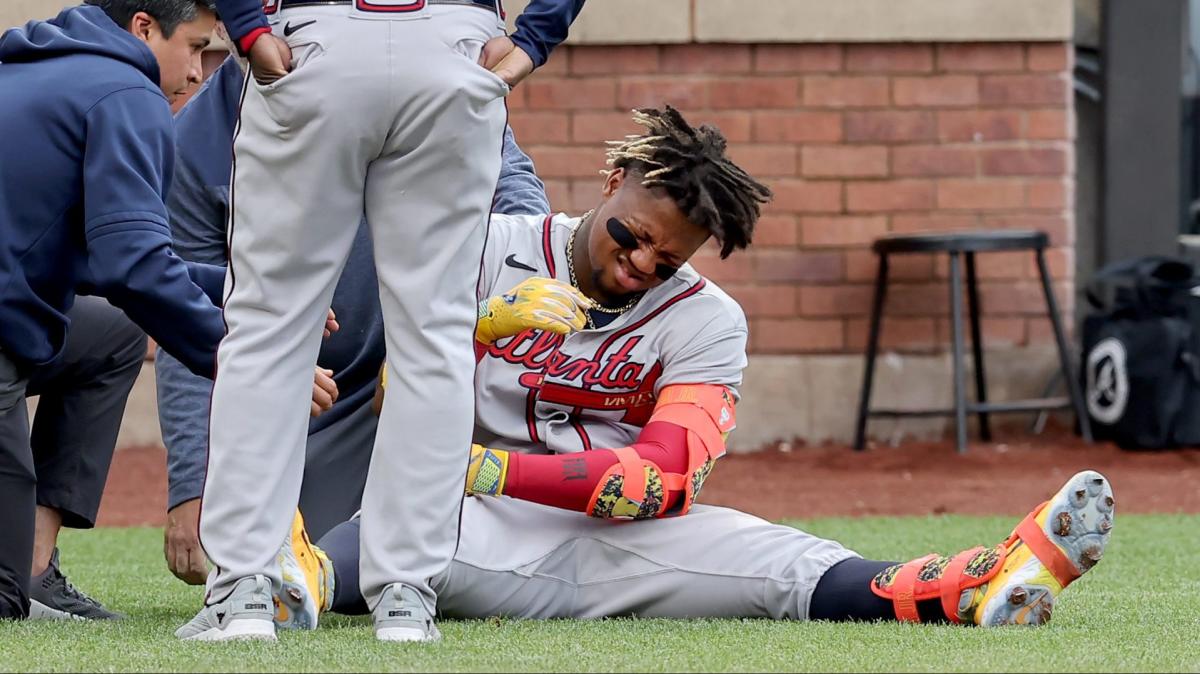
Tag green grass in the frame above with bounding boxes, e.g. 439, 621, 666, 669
1, 515, 1197, 672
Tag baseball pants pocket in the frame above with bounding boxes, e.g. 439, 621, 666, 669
248, 39, 331, 130
447, 36, 511, 96
478, 62, 511, 97
253, 40, 327, 92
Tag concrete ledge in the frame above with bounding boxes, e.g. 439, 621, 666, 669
696, 0, 1073, 44
501, 0, 1071, 46
0, 0, 68, 29
92, 348, 1073, 455
503, 0, 692, 45
729, 346, 1072, 451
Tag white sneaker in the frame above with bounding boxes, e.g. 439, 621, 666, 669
373, 583, 440, 643
175, 575, 277, 641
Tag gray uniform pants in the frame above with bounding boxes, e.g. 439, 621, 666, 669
326, 498, 859, 620
200, 3, 509, 612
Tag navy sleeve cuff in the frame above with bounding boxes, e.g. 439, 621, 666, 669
510, 30, 549, 69
213, 0, 269, 43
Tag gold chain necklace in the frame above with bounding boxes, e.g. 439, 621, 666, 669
567, 209, 643, 328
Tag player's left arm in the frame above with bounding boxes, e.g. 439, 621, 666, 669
467, 303, 748, 520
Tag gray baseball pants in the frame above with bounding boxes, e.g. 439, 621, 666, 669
321, 497, 860, 620
199, 2, 509, 614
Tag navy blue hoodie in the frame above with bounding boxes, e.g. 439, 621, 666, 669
0, 5, 225, 377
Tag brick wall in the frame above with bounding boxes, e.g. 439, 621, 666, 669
510, 41, 1075, 358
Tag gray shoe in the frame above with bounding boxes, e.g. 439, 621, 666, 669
29, 548, 123, 621
373, 584, 440, 643
175, 575, 277, 641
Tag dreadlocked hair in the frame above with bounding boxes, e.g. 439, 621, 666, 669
604, 106, 773, 258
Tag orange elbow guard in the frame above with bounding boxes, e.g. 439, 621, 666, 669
649, 383, 737, 516
585, 384, 737, 520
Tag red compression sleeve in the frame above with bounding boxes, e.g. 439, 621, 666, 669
504, 421, 689, 512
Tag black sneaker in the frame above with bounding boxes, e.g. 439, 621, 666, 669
29, 548, 124, 620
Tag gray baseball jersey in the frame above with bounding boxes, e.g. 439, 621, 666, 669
199, 2, 510, 615
474, 213, 749, 456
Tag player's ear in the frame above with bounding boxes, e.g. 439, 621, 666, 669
127, 11, 157, 44
601, 167, 625, 198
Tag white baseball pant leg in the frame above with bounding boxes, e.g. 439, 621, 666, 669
200, 4, 507, 610
357, 4, 509, 613
436, 498, 860, 620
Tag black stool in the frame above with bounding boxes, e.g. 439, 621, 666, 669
852, 230, 1093, 453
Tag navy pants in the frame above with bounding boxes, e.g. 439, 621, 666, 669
0, 297, 146, 618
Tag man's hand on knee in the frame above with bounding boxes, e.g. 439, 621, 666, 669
164, 498, 208, 585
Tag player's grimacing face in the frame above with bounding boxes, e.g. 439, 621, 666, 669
588, 168, 711, 301
133, 10, 214, 104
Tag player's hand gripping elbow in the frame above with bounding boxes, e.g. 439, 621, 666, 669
478, 35, 535, 88
475, 277, 594, 344
164, 498, 208, 585
248, 33, 293, 86
312, 367, 338, 417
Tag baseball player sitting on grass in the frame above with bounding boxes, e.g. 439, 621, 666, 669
274, 107, 1116, 630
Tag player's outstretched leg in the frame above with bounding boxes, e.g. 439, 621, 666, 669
274, 510, 334, 631
871, 469, 1115, 626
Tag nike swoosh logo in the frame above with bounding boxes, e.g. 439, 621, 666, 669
505, 254, 537, 272
283, 20, 316, 37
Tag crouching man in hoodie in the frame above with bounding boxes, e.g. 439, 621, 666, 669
0, 0, 335, 621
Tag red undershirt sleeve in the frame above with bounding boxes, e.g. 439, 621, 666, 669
503, 421, 689, 512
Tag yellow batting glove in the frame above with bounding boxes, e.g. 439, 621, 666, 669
371, 363, 387, 416
465, 444, 510, 496
475, 277, 593, 344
